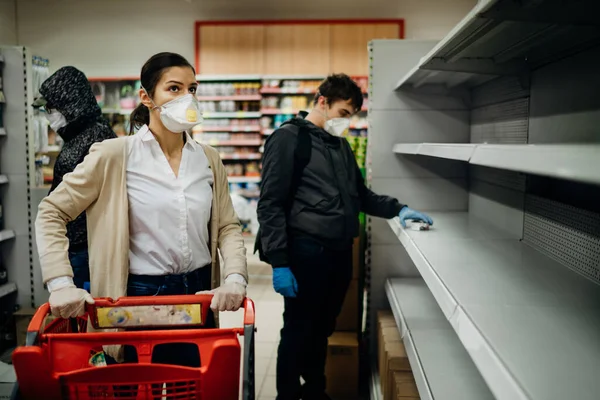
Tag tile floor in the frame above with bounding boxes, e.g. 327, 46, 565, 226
219, 238, 283, 400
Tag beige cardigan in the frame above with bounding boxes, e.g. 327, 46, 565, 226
36, 136, 248, 303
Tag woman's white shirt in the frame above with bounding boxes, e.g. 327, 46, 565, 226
127, 125, 214, 275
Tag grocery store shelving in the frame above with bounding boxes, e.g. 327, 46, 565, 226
261, 129, 274, 136
260, 88, 317, 94
196, 74, 262, 82
101, 108, 134, 116
262, 74, 325, 80
387, 213, 600, 400
220, 153, 262, 161
203, 140, 262, 147
197, 95, 261, 101
395, 0, 600, 90
385, 278, 495, 400
203, 112, 261, 119
394, 143, 600, 185
0, 282, 17, 299
260, 109, 300, 116
0, 229, 15, 243
200, 126, 261, 133
469, 144, 600, 186
227, 176, 261, 184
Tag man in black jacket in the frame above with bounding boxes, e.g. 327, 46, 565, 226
33, 66, 116, 291
257, 74, 432, 400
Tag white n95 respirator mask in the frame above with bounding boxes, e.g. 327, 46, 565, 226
324, 117, 350, 137
45, 109, 68, 132
150, 92, 203, 133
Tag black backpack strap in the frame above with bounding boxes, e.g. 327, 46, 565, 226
254, 122, 312, 261
287, 125, 311, 212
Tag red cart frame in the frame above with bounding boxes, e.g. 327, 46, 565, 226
11, 295, 256, 400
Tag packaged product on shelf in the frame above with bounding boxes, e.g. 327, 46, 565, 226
119, 85, 136, 110
260, 116, 272, 129
245, 162, 260, 176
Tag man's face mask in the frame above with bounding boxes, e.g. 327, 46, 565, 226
319, 103, 351, 137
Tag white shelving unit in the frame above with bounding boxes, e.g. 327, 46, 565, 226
393, 143, 600, 185
388, 214, 600, 399
0, 282, 17, 299
395, 0, 600, 90
393, 143, 477, 161
0, 230, 15, 243
367, 2, 600, 398
1, 46, 51, 311
385, 278, 495, 400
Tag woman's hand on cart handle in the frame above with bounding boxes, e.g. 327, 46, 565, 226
49, 285, 95, 318
196, 281, 246, 312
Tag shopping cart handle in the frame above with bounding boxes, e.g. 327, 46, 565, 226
26, 295, 255, 337
242, 297, 255, 327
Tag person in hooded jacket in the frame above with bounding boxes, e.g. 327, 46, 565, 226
32, 66, 117, 291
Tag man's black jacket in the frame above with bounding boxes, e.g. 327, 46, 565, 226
256, 117, 404, 267
40, 66, 116, 251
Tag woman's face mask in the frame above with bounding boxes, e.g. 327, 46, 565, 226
45, 109, 68, 132
147, 91, 203, 133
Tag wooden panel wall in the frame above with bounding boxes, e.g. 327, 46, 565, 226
197, 21, 401, 75
199, 25, 265, 74
330, 23, 400, 75
264, 24, 331, 75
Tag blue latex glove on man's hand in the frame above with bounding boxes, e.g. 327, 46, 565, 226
399, 206, 434, 228
273, 267, 298, 298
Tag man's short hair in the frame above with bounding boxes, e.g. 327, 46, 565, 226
314, 74, 364, 113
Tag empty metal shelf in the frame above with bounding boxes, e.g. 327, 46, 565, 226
385, 278, 495, 400
388, 213, 600, 400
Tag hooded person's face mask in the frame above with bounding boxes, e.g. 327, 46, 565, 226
45, 109, 68, 132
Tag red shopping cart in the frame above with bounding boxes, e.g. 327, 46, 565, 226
10, 294, 256, 400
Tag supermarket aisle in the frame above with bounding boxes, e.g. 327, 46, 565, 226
220, 237, 282, 400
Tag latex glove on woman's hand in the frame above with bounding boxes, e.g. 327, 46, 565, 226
272, 267, 298, 298
49, 285, 95, 319
399, 206, 434, 228
197, 281, 246, 312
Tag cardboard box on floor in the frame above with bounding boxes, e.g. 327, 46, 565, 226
336, 279, 359, 331
392, 372, 420, 399
385, 343, 412, 400
326, 332, 359, 398
377, 312, 397, 365
377, 323, 412, 400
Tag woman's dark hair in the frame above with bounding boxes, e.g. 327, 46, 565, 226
129, 52, 196, 134
313, 73, 363, 113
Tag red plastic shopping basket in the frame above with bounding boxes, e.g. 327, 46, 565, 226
11, 294, 256, 400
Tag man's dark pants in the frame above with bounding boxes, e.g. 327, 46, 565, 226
276, 236, 353, 400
